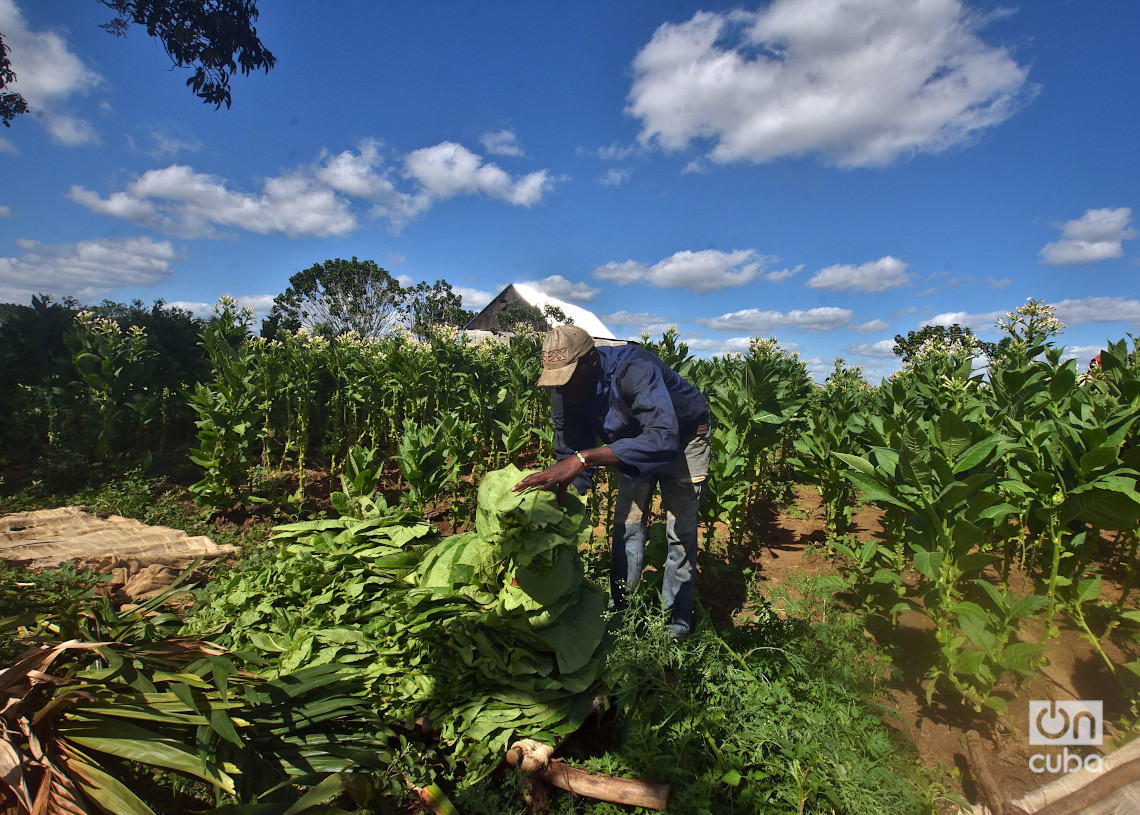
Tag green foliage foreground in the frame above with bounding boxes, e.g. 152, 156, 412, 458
184, 465, 937, 813
2, 468, 941, 814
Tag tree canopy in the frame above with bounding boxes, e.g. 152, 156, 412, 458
0, 0, 275, 125
0, 34, 28, 127
493, 301, 572, 337
265, 258, 406, 340
892, 323, 1001, 363
405, 280, 475, 341
263, 258, 474, 341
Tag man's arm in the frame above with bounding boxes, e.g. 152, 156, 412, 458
511, 444, 622, 502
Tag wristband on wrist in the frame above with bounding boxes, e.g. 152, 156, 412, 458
574, 450, 588, 468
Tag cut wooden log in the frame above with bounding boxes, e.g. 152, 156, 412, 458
539, 760, 670, 811
507, 739, 669, 811
1028, 753, 1140, 815
968, 729, 1010, 815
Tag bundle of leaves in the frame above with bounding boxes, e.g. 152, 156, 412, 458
189, 465, 607, 781
391, 466, 606, 771
189, 502, 440, 674
0, 578, 407, 815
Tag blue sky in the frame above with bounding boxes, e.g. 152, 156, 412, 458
1, 0, 1138, 382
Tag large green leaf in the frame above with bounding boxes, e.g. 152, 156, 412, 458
1059, 483, 1140, 530
912, 550, 944, 582
512, 547, 581, 608
936, 411, 973, 462
533, 588, 606, 676
63, 743, 159, 815
65, 718, 236, 794
998, 642, 1046, 677
952, 434, 1013, 474
842, 471, 913, 512
832, 452, 874, 476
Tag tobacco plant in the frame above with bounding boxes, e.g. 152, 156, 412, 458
188, 298, 265, 513
791, 359, 873, 542
836, 411, 1027, 712
62, 311, 157, 462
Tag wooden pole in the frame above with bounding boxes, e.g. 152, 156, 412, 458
538, 760, 670, 811
967, 729, 1012, 815
1030, 755, 1140, 815
507, 740, 670, 811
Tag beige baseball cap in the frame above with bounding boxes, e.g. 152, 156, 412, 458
537, 325, 595, 387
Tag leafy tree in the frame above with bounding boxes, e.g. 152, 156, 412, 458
0, 33, 28, 127
892, 323, 1001, 363
405, 279, 475, 340
264, 257, 407, 339
493, 301, 572, 336
0, 0, 275, 125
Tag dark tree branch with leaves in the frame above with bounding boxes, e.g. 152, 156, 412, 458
0, 0, 275, 126
0, 33, 29, 127
97, 0, 276, 108
494, 301, 572, 336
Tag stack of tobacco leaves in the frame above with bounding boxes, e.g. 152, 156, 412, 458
188, 465, 607, 780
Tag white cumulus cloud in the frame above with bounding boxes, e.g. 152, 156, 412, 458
1038, 207, 1137, 266
68, 165, 358, 239
685, 336, 753, 355
846, 338, 898, 358
404, 141, 553, 206
599, 168, 633, 187
853, 318, 890, 334
808, 256, 912, 293
0, 0, 103, 145
922, 309, 1005, 333
480, 129, 525, 157
594, 249, 765, 293
599, 310, 671, 327
0, 236, 178, 303
1053, 297, 1140, 326
140, 122, 204, 159
522, 274, 601, 303
627, 0, 1034, 167
66, 139, 559, 238
697, 306, 854, 333
452, 286, 494, 311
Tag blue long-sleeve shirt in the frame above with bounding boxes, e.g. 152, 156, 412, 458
551, 344, 708, 492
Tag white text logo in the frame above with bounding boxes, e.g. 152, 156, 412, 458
1029, 700, 1102, 746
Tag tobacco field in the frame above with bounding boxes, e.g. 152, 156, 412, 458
2, 295, 1139, 814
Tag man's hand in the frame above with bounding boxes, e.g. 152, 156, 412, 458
511, 455, 586, 504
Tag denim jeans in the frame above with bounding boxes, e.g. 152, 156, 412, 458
609, 429, 710, 633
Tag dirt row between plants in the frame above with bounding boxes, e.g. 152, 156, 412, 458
707, 485, 1138, 808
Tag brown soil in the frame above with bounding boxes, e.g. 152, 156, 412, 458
698, 485, 1139, 808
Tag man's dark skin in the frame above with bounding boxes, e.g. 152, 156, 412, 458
512, 350, 621, 503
